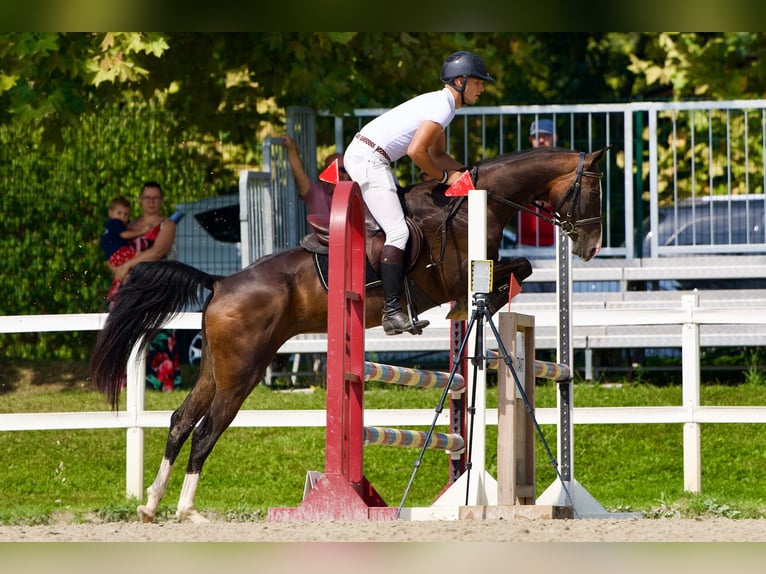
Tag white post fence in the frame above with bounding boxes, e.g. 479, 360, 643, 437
2, 296, 766, 498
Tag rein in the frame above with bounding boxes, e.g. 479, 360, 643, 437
427, 153, 601, 267
488, 151, 603, 233
428, 194, 466, 267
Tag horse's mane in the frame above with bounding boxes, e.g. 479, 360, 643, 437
400, 146, 576, 197
477, 146, 573, 168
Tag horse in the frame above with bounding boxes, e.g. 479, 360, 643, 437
90, 145, 607, 523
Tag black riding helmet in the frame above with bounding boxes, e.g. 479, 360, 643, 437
440, 51, 494, 105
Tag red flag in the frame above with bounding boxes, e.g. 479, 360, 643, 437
319, 158, 340, 184
507, 274, 522, 311
444, 170, 474, 196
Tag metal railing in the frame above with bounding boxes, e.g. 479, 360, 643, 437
323, 99, 766, 261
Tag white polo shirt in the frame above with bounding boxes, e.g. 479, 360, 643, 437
359, 88, 457, 162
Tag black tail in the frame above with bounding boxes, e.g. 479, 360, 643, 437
90, 260, 218, 409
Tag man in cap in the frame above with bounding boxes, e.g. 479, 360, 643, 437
528, 118, 557, 149
519, 118, 558, 248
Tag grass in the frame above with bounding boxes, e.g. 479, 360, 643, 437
2, 358, 766, 524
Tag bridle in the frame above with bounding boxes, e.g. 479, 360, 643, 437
428, 151, 602, 267
487, 151, 603, 234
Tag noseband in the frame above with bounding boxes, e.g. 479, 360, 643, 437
487, 151, 603, 233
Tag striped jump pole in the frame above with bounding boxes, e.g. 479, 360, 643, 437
364, 427, 464, 452
365, 361, 465, 392
485, 350, 572, 382
362, 360, 466, 454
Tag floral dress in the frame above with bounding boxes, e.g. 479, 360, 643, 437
106, 221, 182, 392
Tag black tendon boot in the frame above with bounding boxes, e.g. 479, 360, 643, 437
380, 245, 429, 335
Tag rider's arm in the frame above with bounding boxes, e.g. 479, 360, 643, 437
283, 135, 311, 197
408, 122, 463, 185
427, 130, 465, 172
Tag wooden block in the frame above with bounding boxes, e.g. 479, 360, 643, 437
458, 504, 573, 520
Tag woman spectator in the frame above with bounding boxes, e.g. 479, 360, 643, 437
107, 181, 182, 392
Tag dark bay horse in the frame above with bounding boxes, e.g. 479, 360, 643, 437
90, 146, 607, 522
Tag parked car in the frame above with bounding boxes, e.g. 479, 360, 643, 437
643, 194, 766, 256
173, 194, 241, 276
641, 195, 766, 290
172, 194, 242, 365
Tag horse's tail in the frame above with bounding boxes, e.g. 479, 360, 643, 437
90, 260, 219, 409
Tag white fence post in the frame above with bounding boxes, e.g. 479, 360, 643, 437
125, 342, 146, 499
681, 293, 702, 493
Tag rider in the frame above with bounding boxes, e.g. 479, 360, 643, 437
344, 51, 494, 335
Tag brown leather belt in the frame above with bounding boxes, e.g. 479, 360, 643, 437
354, 133, 391, 162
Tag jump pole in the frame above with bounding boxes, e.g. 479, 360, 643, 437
534, 225, 609, 517
432, 188, 497, 507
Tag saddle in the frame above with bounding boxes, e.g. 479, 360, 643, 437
300, 210, 423, 275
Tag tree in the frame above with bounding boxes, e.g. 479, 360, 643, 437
626, 33, 766, 100
0, 33, 169, 125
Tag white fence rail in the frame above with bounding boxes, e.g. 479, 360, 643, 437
2, 296, 765, 498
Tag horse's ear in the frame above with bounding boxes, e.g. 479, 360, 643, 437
589, 145, 611, 166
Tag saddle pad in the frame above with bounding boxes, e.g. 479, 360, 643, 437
312, 252, 383, 293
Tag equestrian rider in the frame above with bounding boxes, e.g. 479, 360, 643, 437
343, 50, 494, 335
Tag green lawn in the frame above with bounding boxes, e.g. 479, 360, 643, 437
1, 360, 765, 524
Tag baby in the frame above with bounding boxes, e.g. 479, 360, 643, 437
99, 196, 146, 267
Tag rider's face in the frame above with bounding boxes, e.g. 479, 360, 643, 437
462, 77, 485, 105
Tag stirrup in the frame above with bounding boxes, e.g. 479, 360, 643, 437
382, 310, 430, 336
406, 318, 430, 336
382, 309, 414, 336
400, 278, 428, 335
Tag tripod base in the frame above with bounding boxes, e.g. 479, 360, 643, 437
537, 478, 631, 519
430, 470, 498, 507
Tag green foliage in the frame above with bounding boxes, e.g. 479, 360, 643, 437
0, 102, 227, 359
627, 33, 766, 100
744, 350, 766, 387
6, 32, 738, 140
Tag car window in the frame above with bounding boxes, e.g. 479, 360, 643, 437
194, 205, 240, 243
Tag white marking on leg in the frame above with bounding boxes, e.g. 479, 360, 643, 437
176, 472, 208, 523
137, 457, 173, 523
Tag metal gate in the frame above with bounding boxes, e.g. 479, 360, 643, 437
239, 106, 317, 266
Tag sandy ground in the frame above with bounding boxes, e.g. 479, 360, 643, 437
5, 517, 766, 574
3, 516, 766, 542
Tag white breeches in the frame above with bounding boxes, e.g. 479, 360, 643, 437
344, 140, 409, 250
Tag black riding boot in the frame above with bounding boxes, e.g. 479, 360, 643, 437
380, 246, 429, 335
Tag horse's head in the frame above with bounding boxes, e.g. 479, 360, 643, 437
547, 147, 607, 262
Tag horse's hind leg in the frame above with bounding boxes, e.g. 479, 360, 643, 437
136, 361, 216, 523
174, 383, 257, 523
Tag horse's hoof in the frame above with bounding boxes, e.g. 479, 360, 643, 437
137, 505, 155, 523
177, 508, 210, 524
